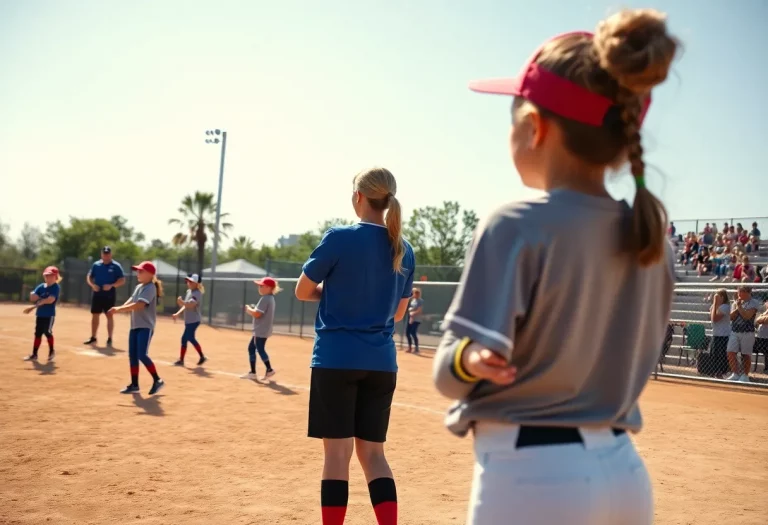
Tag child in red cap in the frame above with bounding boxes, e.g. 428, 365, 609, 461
243, 277, 280, 380
110, 261, 165, 395
23, 266, 61, 362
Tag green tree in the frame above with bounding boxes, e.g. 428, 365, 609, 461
318, 218, 355, 234
17, 223, 42, 261
0, 219, 26, 267
169, 192, 233, 275
404, 201, 479, 267
38, 216, 144, 264
225, 236, 258, 262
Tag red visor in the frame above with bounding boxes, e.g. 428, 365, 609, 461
43, 266, 59, 276
254, 277, 277, 288
132, 261, 157, 275
469, 31, 651, 127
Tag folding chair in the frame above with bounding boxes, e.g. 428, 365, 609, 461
679, 323, 707, 366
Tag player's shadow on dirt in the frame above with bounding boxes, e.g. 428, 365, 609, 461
261, 380, 297, 396
30, 360, 57, 375
93, 345, 124, 357
130, 394, 165, 416
189, 367, 214, 379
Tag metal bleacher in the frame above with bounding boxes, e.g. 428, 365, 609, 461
665, 237, 768, 378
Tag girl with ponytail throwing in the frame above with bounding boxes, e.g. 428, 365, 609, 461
296, 168, 415, 525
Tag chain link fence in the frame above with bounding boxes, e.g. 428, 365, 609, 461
2, 257, 767, 388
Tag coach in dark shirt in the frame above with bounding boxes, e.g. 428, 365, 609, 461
84, 246, 125, 347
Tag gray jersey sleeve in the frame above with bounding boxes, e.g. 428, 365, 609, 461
137, 283, 157, 305
443, 211, 538, 356
184, 289, 200, 309
255, 296, 269, 314
434, 210, 540, 399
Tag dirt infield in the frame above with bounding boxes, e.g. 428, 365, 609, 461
0, 304, 766, 525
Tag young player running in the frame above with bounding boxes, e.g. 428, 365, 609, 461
110, 261, 165, 395
172, 274, 207, 367
242, 277, 280, 381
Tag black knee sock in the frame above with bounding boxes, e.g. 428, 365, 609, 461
264, 359, 272, 372
321, 479, 348, 524
250, 361, 256, 374
368, 477, 397, 524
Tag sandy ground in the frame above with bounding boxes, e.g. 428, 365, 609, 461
0, 303, 766, 525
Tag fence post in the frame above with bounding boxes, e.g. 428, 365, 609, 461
299, 301, 305, 339
241, 281, 247, 330
288, 294, 294, 332
266, 258, 272, 276
175, 257, 182, 306
695, 220, 699, 234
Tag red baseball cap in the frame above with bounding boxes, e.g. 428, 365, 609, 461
131, 261, 157, 275
468, 31, 651, 127
254, 277, 277, 288
43, 266, 59, 276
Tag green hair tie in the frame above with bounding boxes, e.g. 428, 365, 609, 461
635, 175, 646, 189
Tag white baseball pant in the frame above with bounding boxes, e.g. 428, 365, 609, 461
467, 423, 653, 525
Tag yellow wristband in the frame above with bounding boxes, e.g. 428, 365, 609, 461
452, 337, 479, 383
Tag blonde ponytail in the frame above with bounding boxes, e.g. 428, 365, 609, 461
197, 283, 206, 294
386, 195, 405, 273
56, 275, 63, 284
353, 167, 405, 273
152, 276, 164, 299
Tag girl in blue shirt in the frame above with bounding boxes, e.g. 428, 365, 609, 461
23, 266, 61, 362
296, 167, 415, 525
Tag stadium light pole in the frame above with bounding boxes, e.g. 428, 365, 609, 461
205, 128, 227, 325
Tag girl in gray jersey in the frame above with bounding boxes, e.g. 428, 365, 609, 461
243, 277, 280, 381
172, 274, 207, 367
405, 287, 424, 354
109, 261, 165, 396
433, 9, 679, 525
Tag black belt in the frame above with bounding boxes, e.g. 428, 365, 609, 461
516, 426, 625, 449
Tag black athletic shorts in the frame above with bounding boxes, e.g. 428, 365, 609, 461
91, 292, 116, 314
34, 316, 55, 337
308, 368, 397, 443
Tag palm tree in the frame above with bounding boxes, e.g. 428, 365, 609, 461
169, 192, 233, 275
232, 236, 255, 250
226, 236, 258, 261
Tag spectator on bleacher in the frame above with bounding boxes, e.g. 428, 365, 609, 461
713, 234, 726, 255
696, 247, 712, 276
711, 250, 737, 281
726, 285, 760, 382
733, 255, 757, 283
703, 289, 731, 378
726, 225, 738, 245
737, 229, 749, 247
667, 222, 676, 238
747, 222, 761, 253
701, 224, 714, 246
761, 265, 768, 283
680, 233, 699, 265
755, 301, 768, 373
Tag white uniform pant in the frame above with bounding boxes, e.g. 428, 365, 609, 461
467, 423, 653, 525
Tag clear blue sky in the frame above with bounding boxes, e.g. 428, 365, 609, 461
1, 0, 766, 247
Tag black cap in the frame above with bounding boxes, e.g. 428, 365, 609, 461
102, 246, 112, 254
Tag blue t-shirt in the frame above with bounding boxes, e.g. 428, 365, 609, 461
303, 223, 416, 372
89, 261, 124, 292
33, 282, 60, 317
